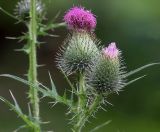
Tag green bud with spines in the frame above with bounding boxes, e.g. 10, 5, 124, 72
14, 0, 44, 21
86, 42, 126, 95
56, 31, 100, 75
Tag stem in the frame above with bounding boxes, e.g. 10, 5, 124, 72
72, 72, 85, 132
73, 95, 102, 132
78, 72, 85, 111
28, 0, 40, 129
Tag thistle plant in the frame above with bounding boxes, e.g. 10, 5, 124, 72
0, 1, 159, 132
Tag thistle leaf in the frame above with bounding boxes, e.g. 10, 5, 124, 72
0, 74, 72, 107
0, 93, 36, 128
60, 67, 75, 92
124, 75, 146, 88
48, 72, 58, 97
0, 7, 19, 20
89, 120, 112, 132
125, 63, 160, 77
13, 125, 28, 132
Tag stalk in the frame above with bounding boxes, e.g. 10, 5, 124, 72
77, 72, 85, 112
73, 94, 102, 132
28, 0, 40, 129
72, 72, 85, 132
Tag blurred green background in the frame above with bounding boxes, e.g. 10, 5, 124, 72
0, 0, 160, 132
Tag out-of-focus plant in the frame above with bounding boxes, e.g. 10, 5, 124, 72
0, 1, 159, 132
0, 0, 65, 131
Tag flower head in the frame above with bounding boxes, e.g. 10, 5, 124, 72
15, 0, 44, 21
64, 6, 97, 32
102, 42, 119, 59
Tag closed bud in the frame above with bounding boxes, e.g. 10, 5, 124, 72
56, 31, 100, 75
86, 42, 126, 94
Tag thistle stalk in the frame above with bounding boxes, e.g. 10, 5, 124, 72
73, 72, 85, 132
28, 0, 40, 127
73, 93, 102, 132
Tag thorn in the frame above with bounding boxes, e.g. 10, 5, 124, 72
37, 64, 46, 68
5, 37, 18, 40
105, 100, 113, 106
23, 74, 28, 77
9, 90, 16, 104
100, 106, 107, 112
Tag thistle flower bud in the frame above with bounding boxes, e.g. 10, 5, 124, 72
86, 43, 126, 94
64, 6, 97, 32
56, 31, 100, 75
102, 42, 119, 59
14, 0, 44, 21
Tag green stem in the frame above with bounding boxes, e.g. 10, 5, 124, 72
78, 72, 85, 111
73, 95, 102, 132
28, 0, 40, 130
72, 72, 85, 132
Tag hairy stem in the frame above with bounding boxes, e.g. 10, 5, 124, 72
73, 93, 102, 132
28, 0, 40, 130
72, 72, 85, 132
78, 72, 85, 112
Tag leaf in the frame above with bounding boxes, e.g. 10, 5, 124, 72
48, 72, 58, 97
38, 22, 66, 37
0, 74, 72, 107
59, 67, 75, 92
89, 120, 112, 132
13, 125, 28, 132
124, 75, 146, 88
125, 63, 160, 77
0, 92, 37, 128
0, 7, 19, 20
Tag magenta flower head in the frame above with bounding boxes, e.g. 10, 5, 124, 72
102, 42, 119, 59
64, 6, 97, 32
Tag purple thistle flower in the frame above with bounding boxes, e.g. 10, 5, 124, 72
64, 6, 97, 32
102, 42, 119, 59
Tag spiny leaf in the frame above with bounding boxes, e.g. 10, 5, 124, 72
0, 74, 72, 107
48, 72, 58, 97
0, 94, 36, 128
43, 22, 66, 32
125, 63, 160, 77
89, 120, 112, 132
38, 22, 66, 37
15, 43, 30, 54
